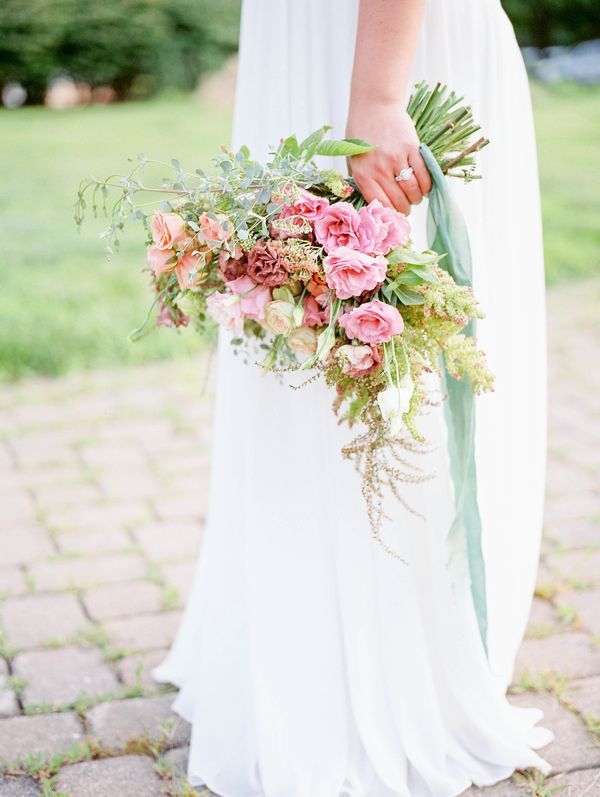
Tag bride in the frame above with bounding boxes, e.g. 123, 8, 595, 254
154, 1, 552, 794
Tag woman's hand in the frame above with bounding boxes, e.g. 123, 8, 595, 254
346, 103, 432, 215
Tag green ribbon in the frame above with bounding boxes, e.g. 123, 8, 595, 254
419, 143, 488, 654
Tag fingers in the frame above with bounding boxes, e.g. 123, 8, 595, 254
394, 165, 422, 207
355, 176, 401, 213
409, 148, 433, 196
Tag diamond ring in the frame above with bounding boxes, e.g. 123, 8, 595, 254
395, 167, 414, 182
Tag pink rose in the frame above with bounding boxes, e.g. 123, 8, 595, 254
150, 212, 187, 250
338, 300, 404, 344
302, 295, 330, 328
336, 344, 383, 377
227, 275, 271, 321
206, 292, 243, 334
198, 213, 231, 244
324, 246, 387, 300
275, 190, 330, 238
147, 245, 175, 276
358, 200, 411, 255
314, 202, 362, 253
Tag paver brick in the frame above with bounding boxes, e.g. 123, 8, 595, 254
29, 553, 147, 591
44, 501, 150, 533
0, 593, 88, 649
56, 527, 132, 556
0, 527, 54, 566
556, 588, 600, 635
0, 568, 27, 597
151, 494, 206, 523
86, 694, 190, 750
0, 776, 40, 796
459, 779, 521, 797
162, 561, 197, 605
514, 632, 600, 681
509, 691, 600, 771
568, 675, 600, 717
547, 768, 600, 796
83, 581, 163, 621
0, 659, 19, 719
33, 484, 102, 512
0, 712, 83, 764
55, 755, 164, 797
13, 646, 119, 707
115, 650, 168, 691
104, 611, 181, 651
546, 548, 600, 586
133, 520, 202, 561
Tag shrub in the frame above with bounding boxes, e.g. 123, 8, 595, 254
0, 0, 241, 103
502, 0, 600, 48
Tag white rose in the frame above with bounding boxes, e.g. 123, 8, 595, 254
377, 379, 414, 435
263, 300, 295, 335
287, 326, 318, 356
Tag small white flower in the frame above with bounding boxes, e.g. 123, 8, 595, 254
377, 379, 414, 435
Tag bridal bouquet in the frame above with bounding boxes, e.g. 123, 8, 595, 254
76, 83, 494, 541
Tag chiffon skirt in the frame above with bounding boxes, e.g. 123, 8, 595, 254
154, 1, 552, 794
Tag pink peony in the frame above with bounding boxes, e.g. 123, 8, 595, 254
358, 200, 411, 255
206, 292, 243, 334
147, 244, 175, 276
338, 300, 404, 344
150, 212, 188, 250
303, 295, 330, 328
314, 202, 362, 253
324, 246, 387, 300
227, 275, 271, 321
336, 344, 383, 377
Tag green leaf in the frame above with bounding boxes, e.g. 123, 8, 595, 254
280, 135, 300, 156
315, 138, 375, 157
384, 279, 427, 305
387, 246, 441, 266
299, 126, 331, 159
406, 264, 439, 283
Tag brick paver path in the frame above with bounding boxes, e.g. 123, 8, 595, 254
0, 280, 599, 797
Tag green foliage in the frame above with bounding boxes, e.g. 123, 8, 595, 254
502, 0, 600, 47
0, 0, 242, 102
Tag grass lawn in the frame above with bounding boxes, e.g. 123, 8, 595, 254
0, 83, 598, 381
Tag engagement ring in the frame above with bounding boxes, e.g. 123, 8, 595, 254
395, 167, 414, 182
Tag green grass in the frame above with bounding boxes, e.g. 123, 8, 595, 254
532, 82, 600, 284
0, 82, 598, 381
0, 94, 231, 381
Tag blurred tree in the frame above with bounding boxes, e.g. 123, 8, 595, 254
0, 0, 242, 103
502, 0, 600, 47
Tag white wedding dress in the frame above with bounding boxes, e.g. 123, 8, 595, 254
154, 1, 552, 794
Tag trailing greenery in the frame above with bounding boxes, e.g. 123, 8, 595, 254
0, 0, 241, 103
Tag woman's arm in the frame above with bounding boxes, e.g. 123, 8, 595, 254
346, 0, 431, 214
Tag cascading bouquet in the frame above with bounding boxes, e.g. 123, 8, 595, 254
76, 82, 493, 568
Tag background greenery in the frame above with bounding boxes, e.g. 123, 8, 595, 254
502, 0, 600, 47
1, 82, 598, 382
0, 0, 242, 103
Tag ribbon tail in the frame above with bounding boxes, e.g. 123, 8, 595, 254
420, 143, 488, 654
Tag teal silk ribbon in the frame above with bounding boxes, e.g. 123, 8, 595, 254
419, 143, 488, 654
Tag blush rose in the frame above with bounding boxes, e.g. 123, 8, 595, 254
338, 300, 404, 344
324, 246, 387, 300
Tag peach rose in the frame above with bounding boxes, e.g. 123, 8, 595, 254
198, 213, 231, 244
147, 245, 175, 276
335, 344, 382, 377
324, 246, 387, 300
338, 300, 404, 344
150, 212, 187, 250
263, 300, 295, 335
